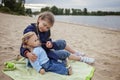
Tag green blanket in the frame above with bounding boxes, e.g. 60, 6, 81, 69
3, 59, 95, 80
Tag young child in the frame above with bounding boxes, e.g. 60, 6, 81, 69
20, 11, 95, 64
22, 32, 72, 75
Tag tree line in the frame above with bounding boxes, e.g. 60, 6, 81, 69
39, 6, 120, 16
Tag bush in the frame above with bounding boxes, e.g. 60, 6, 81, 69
0, 4, 3, 8
0, 7, 11, 13
1, 0, 25, 15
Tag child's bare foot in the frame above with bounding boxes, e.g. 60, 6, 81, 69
68, 66, 72, 75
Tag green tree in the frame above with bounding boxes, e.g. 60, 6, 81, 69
2, 0, 16, 11
32, 11, 40, 16
83, 8, 87, 15
77, 9, 82, 15
65, 9, 70, 15
1, 0, 25, 15
26, 8, 32, 16
58, 8, 64, 15
71, 8, 75, 15
41, 7, 50, 12
90, 11, 97, 15
50, 6, 58, 15
97, 11, 104, 15
72, 8, 79, 15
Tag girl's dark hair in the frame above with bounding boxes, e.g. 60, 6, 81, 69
37, 11, 55, 26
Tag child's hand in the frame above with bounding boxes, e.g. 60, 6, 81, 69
46, 41, 53, 48
40, 69, 45, 75
26, 52, 37, 62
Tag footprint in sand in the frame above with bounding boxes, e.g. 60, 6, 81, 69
103, 62, 111, 65
4, 47, 14, 51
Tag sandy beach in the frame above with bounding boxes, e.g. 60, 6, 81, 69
0, 13, 120, 80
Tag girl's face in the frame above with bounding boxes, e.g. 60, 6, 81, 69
38, 19, 52, 32
27, 33, 41, 48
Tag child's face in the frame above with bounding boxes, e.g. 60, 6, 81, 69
27, 33, 41, 48
38, 19, 52, 32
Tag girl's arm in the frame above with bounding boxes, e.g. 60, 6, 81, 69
20, 24, 36, 57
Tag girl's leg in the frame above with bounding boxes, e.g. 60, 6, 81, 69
53, 50, 95, 64
53, 50, 70, 66
65, 45, 76, 54
68, 54, 81, 61
68, 54, 95, 64
65, 44, 85, 56
53, 40, 75, 53
53, 50, 70, 60
52, 40, 94, 64
53, 40, 84, 56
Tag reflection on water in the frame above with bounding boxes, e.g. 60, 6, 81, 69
55, 16, 120, 31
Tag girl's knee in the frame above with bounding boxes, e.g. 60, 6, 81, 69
53, 40, 66, 50
57, 50, 70, 60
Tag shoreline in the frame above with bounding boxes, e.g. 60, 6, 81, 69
55, 21, 120, 32
0, 13, 120, 80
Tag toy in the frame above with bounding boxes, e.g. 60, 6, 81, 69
3, 62, 16, 71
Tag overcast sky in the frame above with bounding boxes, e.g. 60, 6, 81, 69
25, 0, 120, 11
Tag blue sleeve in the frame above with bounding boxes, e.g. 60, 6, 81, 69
47, 30, 52, 41
20, 24, 36, 57
31, 59, 42, 73
20, 44, 30, 57
30, 47, 43, 73
23, 24, 36, 34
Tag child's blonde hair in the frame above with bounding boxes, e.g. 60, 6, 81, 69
37, 11, 55, 26
22, 32, 35, 48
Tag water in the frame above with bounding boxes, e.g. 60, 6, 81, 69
55, 16, 120, 31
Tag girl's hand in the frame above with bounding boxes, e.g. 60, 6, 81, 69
46, 41, 53, 48
26, 52, 37, 62
40, 69, 45, 75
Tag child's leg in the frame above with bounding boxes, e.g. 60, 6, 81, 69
52, 39, 84, 56
68, 66, 72, 75
54, 50, 94, 64
45, 60, 69, 75
53, 50, 70, 60
63, 58, 72, 75
65, 45, 85, 56
52, 40, 66, 50
65, 58, 69, 67
68, 54, 95, 64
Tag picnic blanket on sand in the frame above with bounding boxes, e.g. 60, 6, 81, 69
2, 58, 95, 80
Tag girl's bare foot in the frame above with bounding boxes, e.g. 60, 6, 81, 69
68, 66, 72, 75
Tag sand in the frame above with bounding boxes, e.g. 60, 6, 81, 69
0, 13, 120, 80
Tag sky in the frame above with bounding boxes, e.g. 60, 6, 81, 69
25, 0, 120, 12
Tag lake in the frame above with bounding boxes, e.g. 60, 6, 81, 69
55, 16, 120, 31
